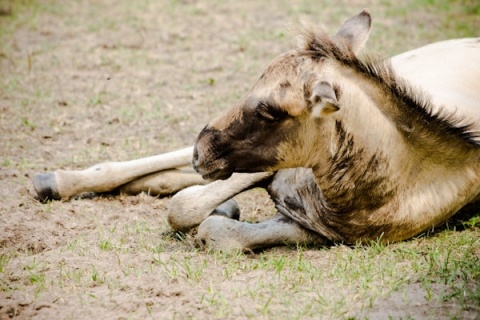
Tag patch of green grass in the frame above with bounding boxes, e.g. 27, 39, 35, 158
0, 254, 10, 273
66, 236, 92, 256
419, 231, 480, 306
171, 229, 479, 318
1, 157, 12, 167
23, 258, 48, 297
98, 239, 114, 251
464, 216, 480, 228
90, 265, 106, 285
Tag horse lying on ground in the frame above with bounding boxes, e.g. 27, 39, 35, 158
34, 10, 480, 251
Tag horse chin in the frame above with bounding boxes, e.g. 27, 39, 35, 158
201, 167, 234, 181
194, 158, 234, 181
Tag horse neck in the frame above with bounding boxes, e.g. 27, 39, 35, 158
308, 84, 406, 215
308, 66, 480, 218
336, 60, 479, 163
316, 70, 411, 176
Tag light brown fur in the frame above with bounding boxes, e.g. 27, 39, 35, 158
190, 10, 480, 249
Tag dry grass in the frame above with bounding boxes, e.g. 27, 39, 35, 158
1, 0, 479, 319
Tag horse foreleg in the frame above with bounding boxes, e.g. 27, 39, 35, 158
167, 172, 273, 232
33, 147, 194, 201
119, 167, 206, 196
196, 214, 324, 251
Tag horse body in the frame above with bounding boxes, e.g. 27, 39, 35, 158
391, 38, 480, 129
34, 10, 480, 250
192, 10, 480, 248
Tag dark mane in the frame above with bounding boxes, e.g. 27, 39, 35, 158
298, 26, 480, 148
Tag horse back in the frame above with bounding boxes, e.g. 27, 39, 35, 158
391, 38, 480, 127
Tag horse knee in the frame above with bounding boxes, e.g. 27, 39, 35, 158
168, 185, 241, 232
168, 185, 210, 232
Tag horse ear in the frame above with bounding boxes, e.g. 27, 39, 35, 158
310, 81, 339, 118
334, 9, 372, 54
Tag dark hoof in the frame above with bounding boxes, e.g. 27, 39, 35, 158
33, 173, 61, 201
210, 199, 240, 220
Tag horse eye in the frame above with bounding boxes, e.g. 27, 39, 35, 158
256, 102, 287, 123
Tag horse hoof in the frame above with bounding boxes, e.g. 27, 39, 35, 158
33, 172, 60, 201
210, 199, 240, 220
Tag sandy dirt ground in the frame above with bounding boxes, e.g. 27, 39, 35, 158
1, 0, 479, 319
